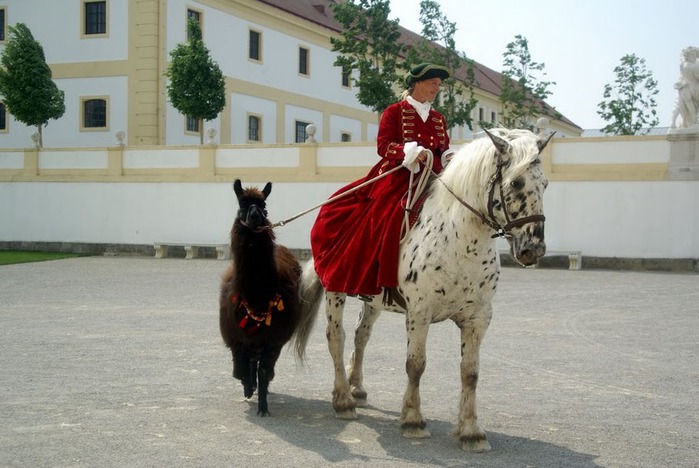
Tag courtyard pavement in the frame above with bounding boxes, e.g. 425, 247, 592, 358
0, 256, 697, 467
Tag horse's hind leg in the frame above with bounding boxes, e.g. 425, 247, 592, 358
455, 314, 492, 453
325, 292, 356, 419
347, 302, 381, 407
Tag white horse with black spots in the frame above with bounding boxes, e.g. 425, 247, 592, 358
298, 128, 553, 452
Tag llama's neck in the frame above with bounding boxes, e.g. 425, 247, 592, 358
232, 226, 278, 305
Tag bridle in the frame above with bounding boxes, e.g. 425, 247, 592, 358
432, 149, 545, 240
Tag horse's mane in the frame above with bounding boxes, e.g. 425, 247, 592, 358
436, 128, 540, 214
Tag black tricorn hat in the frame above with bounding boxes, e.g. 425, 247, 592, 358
406, 63, 450, 87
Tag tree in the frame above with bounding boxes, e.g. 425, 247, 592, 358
500, 35, 555, 130
330, 0, 405, 115
597, 54, 659, 135
166, 19, 226, 144
405, 0, 478, 135
0, 23, 65, 148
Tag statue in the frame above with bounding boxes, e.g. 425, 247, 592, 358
671, 46, 699, 129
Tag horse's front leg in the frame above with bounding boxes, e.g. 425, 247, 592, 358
325, 292, 356, 419
347, 302, 381, 407
401, 317, 430, 438
455, 313, 492, 453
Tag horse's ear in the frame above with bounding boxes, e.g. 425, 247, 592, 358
262, 182, 272, 199
233, 179, 243, 197
484, 128, 510, 155
536, 131, 556, 153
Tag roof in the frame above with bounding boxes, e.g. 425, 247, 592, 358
581, 127, 671, 137
256, 0, 581, 130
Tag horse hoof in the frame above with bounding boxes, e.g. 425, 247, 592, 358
351, 389, 368, 407
461, 438, 491, 453
257, 409, 270, 417
353, 397, 368, 408
402, 426, 431, 439
334, 408, 357, 420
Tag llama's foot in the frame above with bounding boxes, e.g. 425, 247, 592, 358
243, 379, 256, 399
257, 404, 270, 417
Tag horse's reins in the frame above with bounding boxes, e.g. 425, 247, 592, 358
429, 148, 545, 239
264, 145, 544, 239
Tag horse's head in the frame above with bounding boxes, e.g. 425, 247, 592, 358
233, 179, 272, 231
483, 129, 551, 266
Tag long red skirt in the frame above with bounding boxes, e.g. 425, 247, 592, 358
310, 160, 417, 295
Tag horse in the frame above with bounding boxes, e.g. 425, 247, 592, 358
297, 128, 553, 451
219, 179, 319, 416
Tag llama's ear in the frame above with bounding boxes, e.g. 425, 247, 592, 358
484, 128, 510, 155
536, 131, 556, 153
262, 182, 272, 199
233, 179, 243, 197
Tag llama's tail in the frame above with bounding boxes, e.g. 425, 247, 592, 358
292, 258, 324, 361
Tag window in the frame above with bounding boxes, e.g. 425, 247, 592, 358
83, 1, 107, 36
295, 120, 310, 143
81, 98, 108, 130
491, 111, 496, 124
249, 30, 261, 61
0, 103, 7, 131
298, 47, 309, 76
340, 132, 351, 142
247, 114, 261, 142
186, 8, 202, 40
478, 107, 484, 122
341, 68, 351, 88
186, 116, 199, 133
0, 8, 6, 42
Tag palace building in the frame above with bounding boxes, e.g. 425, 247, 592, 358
0, 0, 581, 149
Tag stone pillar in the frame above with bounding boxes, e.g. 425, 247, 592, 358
667, 130, 699, 180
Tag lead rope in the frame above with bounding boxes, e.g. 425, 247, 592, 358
268, 164, 404, 229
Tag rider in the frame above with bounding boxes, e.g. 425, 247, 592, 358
310, 63, 454, 296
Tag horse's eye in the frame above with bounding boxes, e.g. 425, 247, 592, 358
510, 179, 524, 190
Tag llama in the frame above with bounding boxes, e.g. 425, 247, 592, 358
219, 179, 319, 416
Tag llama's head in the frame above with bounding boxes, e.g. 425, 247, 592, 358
233, 179, 272, 231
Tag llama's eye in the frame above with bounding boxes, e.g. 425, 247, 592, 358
510, 179, 524, 190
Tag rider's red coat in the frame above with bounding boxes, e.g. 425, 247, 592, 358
310, 100, 450, 295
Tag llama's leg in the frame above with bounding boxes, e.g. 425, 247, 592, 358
244, 352, 258, 400
256, 346, 283, 417
401, 319, 430, 438
455, 314, 492, 453
325, 292, 356, 419
347, 303, 381, 407
232, 345, 257, 399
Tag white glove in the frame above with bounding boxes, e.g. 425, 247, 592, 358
402, 141, 424, 173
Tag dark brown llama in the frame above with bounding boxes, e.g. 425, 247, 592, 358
219, 179, 320, 416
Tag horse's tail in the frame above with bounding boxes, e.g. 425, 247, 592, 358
292, 258, 324, 361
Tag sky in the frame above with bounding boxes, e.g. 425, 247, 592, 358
389, 0, 697, 129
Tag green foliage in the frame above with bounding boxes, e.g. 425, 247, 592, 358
0, 23, 65, 147
597, 54, 659, 135
330, 0, 404, 114
405, 0, 478, 132
500, 35, 555, 130
166, 19, 226, 143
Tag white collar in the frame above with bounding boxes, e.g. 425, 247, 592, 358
406, 96, 431, 122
